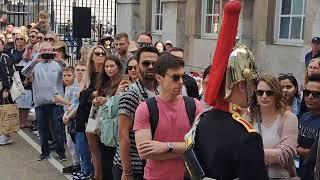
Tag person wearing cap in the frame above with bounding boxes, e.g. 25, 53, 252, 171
305, 37, 320, 67
184, 1, 267, 180
165, 40, 173, 52
99, 34, 114, 52
53, 41, 71, 65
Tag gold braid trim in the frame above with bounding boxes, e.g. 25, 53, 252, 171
230, 104, 256, 133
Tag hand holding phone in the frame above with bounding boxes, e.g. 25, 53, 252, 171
41, 53, 55, 60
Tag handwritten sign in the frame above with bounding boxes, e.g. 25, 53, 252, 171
0, 104, 19, 134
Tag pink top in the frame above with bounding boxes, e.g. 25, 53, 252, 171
134, 95, 204, 180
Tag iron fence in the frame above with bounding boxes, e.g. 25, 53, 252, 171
1, 0, 117, 64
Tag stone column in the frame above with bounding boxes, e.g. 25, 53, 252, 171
161, 0, 186, 48
116, 0, 141, 40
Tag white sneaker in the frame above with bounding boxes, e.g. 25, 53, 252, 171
0, 135, 13, 145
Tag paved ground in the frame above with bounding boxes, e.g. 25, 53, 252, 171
0, 134, 67, 180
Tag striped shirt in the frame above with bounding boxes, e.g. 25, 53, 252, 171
113, 80, 158, 174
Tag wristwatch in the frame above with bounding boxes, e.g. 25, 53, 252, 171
167, 142, 174, 153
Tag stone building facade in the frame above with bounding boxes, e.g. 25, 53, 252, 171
117, 0, 320, 83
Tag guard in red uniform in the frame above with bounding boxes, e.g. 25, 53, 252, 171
184, 1, 268, 180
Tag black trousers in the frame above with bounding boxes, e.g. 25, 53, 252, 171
112, 164, 144, 180
100, 143, 116, 180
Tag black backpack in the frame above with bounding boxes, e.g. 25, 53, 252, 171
146, 96, 196, 139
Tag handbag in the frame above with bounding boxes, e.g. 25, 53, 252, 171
85, 105, 102, 135
10, 66, 25, 101
0, 98, 19, 134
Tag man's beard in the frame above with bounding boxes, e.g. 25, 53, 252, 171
142, 71, 155, 81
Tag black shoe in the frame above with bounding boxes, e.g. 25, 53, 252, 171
63, 164, 81, 174
58, 154, 67, 161
37, 154, 49, 161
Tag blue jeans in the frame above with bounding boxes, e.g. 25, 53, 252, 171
35, 104, 65, 156
76, 132, 94, 175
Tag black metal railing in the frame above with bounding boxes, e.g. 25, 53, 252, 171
3, 0, 116, 64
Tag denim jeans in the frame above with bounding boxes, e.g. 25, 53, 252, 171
35, 104, 65, 156
76, 132, 94, 175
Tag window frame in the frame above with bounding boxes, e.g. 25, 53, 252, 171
274, 0, 305, 46
201, 0, 222, 39
152, 0, 163, 33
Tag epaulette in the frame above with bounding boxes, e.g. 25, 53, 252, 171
229, 103, 256, 133
184, 109, 210, 150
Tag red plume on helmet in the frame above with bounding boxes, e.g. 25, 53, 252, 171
205, 0, 241, 109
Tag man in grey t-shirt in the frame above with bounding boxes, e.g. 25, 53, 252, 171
22, 41, 66, 161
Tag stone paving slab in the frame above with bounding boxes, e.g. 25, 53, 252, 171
0, 134, 67, 180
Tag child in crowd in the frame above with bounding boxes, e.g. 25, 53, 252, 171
52, 66, 80, 170
34, 10, 50, 34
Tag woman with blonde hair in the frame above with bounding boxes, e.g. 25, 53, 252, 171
74, 45, 108, 180
249, 74, 299, 179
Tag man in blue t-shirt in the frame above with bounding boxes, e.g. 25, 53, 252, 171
298, 74, 320, 179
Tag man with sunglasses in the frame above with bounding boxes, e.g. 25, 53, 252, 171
134, 53, 204, 180
297, 74, 320, 179
23, 29, 39, 61
113, 46, 159, 180
136, 32, 153, 49
114, 32, 133, 71
169, 47, 199, 99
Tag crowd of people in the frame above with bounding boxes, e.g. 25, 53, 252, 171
1, 8, 320, 180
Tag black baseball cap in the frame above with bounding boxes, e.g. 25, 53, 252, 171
312, 37, 320, 44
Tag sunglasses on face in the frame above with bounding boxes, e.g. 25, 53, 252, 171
93, 52, 106, 56
141, 61, 155, 67
44, 37, 54, 42
303, 89, 320, 99
16, 38, 25, 41
255, 90, 275, 97
278, 73, 294, 78
127, 65, 137, 71
137, 42, 153, 48
29, 35, 36, 38
166, 73, 185, 82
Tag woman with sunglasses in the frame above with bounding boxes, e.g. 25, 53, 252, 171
249, 74, 298, 179
278, 74, 301, 117
74, 45, 107, 180
125, 56, 139, 83
11, 32, 34, 129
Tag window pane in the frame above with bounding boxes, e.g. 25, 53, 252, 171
302, 17, 305, 39
155, 15, 160, 30
161, 1, 163, 14
207, 0, 213, 14
290, 17, 302, 39
213, 15, 219, 33
156, 0, 161, 13
205, 16, 213, 33
279, 17, 290, 39
213, 0, 220, 14
281, 0, 291, 15
160, 16, 163, 30
292, 0, 303, 15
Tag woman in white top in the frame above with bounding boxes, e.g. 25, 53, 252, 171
249, 74, 299, 179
